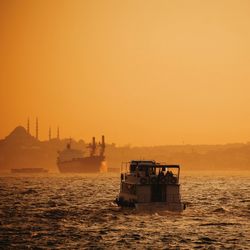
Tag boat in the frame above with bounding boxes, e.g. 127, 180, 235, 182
11, 168, 48, 174
115, 160, 185, 211
57, 136, 105, 173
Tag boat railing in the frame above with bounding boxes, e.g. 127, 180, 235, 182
121, 173, 179, 185
120, 161, 130, 174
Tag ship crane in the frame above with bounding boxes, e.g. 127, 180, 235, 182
99, 135, 105, 156
87, 137, 97, 156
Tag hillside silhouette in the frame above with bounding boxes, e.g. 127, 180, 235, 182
0, 126, 250, 172
0, 126, 85, 172
106, 143, 250, 172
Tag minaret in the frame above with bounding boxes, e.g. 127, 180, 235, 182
27, 117, 30, 134
49, 127, 51, 141
35, 117, 39, 140
57, 126, 60, 140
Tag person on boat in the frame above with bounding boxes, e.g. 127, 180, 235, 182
159, 170, 164, 178
130, 164, 136, 173
166, 170, 173, 177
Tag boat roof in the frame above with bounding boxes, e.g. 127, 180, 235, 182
130, 160, 180, 169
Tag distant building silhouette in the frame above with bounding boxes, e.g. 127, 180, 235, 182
27, 117, 30, 134
36, 117, 39, 140
57, 126, 60, 140
49, 127, 51, 141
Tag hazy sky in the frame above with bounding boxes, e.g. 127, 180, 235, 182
0, 0, 250, 146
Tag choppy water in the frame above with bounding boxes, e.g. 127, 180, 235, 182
0, 173, 249, 249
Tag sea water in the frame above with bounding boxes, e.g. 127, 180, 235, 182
0, 173, 249, 249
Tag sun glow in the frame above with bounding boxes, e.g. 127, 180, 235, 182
1, 0, 250, 146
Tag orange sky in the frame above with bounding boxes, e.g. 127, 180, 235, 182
0, 0, 250, 146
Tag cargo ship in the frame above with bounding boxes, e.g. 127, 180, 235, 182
57, 136, 105, 173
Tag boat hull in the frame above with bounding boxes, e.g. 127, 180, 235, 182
116, 182, 185, 212
135, 202, 184, 211
57, 156, 105, 173
115, 197, 185, 212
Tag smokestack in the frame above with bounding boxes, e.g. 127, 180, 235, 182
89, 137, 96, 156
27, 117, 30, 134
102, 135, 105, 146
36, 117, 38, 140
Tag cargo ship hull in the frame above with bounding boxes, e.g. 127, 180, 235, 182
57, 156, 105, 173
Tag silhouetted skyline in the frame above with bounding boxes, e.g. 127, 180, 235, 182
0, 125, 249, 172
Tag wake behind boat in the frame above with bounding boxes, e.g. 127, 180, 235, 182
57, 136, 105, 173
